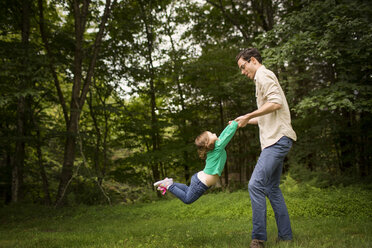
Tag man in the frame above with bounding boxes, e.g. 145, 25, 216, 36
233, 48, 296, 248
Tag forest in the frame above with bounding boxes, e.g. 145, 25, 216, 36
1, 0, 371, 207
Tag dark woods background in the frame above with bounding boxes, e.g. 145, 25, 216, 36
1, 0, 371, 206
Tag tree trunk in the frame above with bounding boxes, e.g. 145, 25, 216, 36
149, 77, 161, 189
55, 114, 79, 206
88, 91, 102, 181
139, 0, 161, 192
87, 88, 111, 204
51, 0, 114, 207
359, 112, 370, 177
251, 0, 275, 32
103, 108, 109, 180
12, 0, 31, 203
219, 100, 229, 186
163, 9, 190, 183
54, 36, 82, 205
12, 96, 26, 203
337, 111, 353, 173
30, 103, 51, 205
1, 149, 12, 204
36, 129, 51, 205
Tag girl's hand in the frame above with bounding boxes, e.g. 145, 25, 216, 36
229, 119, 240, 128
228, 120, 238, 128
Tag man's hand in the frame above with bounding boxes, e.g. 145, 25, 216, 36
235, 114, 251, 128
228, 120, 241, 128
229, 115, 259, 127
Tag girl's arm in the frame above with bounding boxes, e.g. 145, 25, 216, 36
216, 121, 238, 149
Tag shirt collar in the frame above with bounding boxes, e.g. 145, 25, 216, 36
254, 65, 265, 82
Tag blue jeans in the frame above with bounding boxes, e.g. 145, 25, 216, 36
248, 136, 293, 241
168, 173, 209, 204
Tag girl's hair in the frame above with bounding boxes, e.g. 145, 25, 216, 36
195, 131, 215, 159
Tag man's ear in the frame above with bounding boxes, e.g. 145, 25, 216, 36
251, 57, 258, 64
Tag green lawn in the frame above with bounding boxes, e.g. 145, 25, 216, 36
1, 181, 372, 247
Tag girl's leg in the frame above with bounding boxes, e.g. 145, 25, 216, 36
172, 183, 188, 192
167, 182, 189, 201
168, 173, 209, 204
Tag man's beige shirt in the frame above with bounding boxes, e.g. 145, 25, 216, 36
254, 65, 297, 150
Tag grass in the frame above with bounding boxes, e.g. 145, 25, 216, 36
1, 180, 372, 248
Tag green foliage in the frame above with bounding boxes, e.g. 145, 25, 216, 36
1, 0, 372, 206
258, 0, 372, 113
256, 0, 372, 177
280, 175, 372, 219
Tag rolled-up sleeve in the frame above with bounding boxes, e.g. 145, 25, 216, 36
254, 65, 297, 150
259, 74, 283, 105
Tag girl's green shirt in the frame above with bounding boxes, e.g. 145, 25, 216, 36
203, 121, 238, 176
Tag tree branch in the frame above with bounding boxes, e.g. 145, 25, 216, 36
206, 0, 250, 42
37, 0, 69, 126
72, 0, 84, 107
79, 0, 116, 109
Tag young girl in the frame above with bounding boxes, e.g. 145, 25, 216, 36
154, 120, 238, 204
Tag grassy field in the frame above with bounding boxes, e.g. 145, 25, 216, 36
1, 179, 372, 248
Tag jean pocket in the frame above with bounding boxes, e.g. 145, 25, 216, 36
278, 137, 292, 148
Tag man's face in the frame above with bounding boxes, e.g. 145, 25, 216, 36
238, 57, 256, 80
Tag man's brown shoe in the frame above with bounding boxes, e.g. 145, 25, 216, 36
250, 239, 264, 248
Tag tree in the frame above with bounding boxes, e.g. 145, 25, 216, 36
38, 0, 116, 206
257, 0, 372, 178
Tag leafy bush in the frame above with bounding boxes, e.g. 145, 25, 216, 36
280, 175, 372, 219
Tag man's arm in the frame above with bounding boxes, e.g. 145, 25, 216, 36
230, 117, 259, 125
235, 102, 282, 128
247, 117, 259, 125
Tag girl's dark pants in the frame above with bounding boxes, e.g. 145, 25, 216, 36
168, 173, 209, 204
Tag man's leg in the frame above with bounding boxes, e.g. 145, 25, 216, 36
268, 186, 292, 240
248, 136, 293, 241
249, 150, 270, 241
267, 137, 293, 240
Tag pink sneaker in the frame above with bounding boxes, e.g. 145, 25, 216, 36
153, 178, 173, 188
157, 186, 167, 195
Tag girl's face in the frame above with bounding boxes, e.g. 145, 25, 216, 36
207, 131, 218, 146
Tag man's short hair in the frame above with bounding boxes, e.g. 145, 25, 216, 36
236, 48, 262, 64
